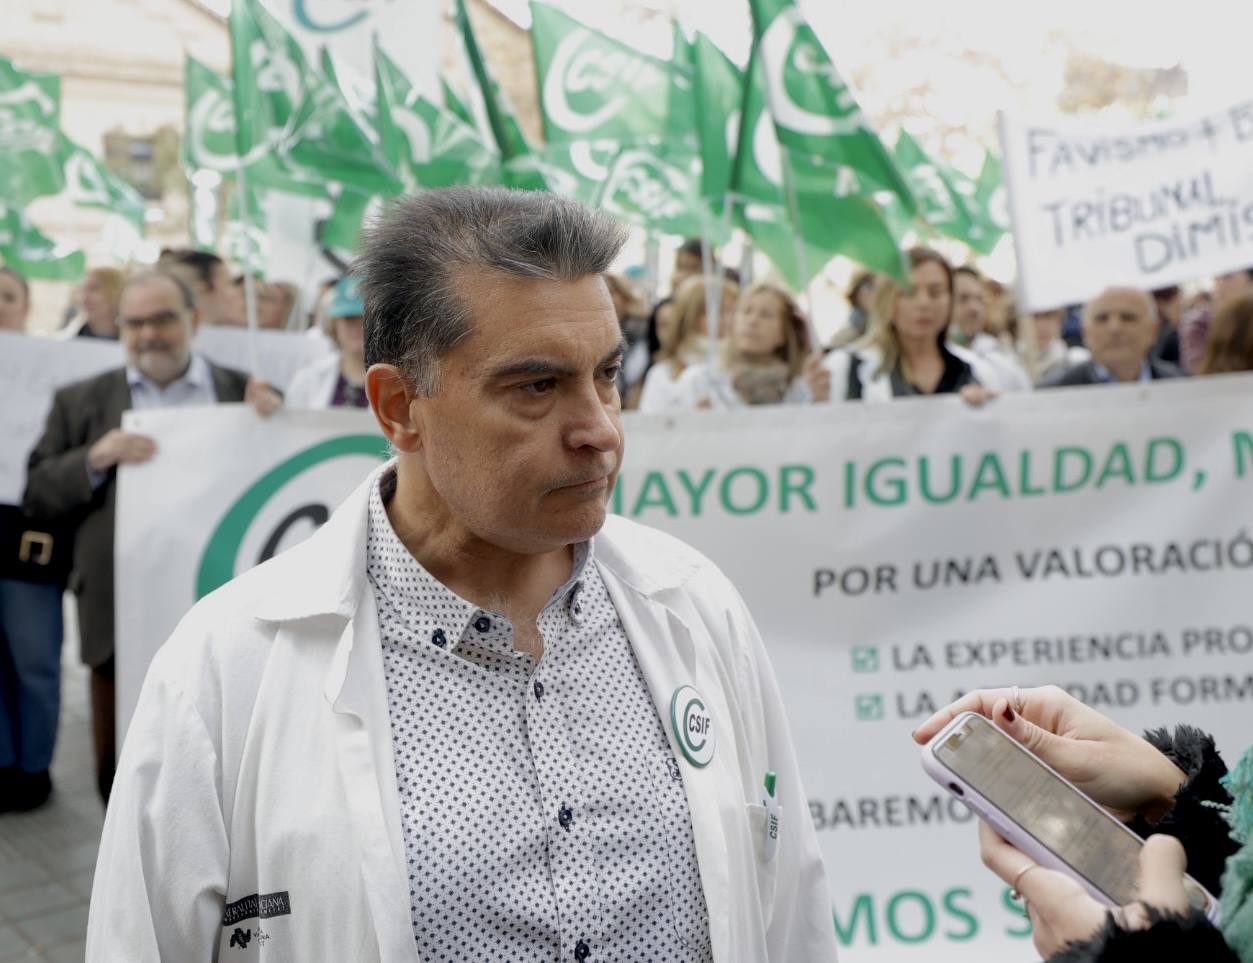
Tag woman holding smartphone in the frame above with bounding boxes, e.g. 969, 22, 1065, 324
913, 686, 1248, 961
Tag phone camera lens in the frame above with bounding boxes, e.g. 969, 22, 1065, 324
948, 782, 965, 796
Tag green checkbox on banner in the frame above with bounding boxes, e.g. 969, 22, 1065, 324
854, 693, 885, 721
851, 646, 880, 673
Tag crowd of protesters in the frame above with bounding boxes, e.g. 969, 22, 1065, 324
2, 234, 1253, 811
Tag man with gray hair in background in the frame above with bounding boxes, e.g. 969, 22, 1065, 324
1041, 286, 1184, 387
88, 189, 838, 962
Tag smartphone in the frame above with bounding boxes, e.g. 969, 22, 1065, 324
921, 711, 1220, 924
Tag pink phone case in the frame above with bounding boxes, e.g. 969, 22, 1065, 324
920, 711, 1221, 925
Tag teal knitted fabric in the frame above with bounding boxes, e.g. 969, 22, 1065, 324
1220, 745, 1253, 961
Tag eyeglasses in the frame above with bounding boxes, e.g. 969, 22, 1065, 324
120, 310, 185, 332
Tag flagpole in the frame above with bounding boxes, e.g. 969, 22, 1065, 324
780, 154, 821, 353
699, 224, 721, 370
235, 155, 262, 379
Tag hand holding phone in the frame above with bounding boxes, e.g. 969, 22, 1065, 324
920, 713, 1219, 925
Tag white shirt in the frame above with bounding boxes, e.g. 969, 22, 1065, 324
366, 473, 711, 962
637, 360, 688, 413
285, 354, 341, 409
673, 363, 811, 410
87, 466, 839, 962
126, 353, 218, 410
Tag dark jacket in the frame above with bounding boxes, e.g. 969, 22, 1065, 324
21, 362, 248, 667
1041, 358, 1184, 388
1049, 726, 1241, 962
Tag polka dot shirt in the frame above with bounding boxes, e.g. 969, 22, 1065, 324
366, 472, 712, 963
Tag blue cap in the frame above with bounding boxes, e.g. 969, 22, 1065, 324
329, 276, 363, 319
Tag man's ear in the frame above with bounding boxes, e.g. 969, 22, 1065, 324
367, 364, 423, 452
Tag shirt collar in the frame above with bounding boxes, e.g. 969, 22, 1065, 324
1091, 360, 1152, 384
126, 352, 210, 392
365, 468, 592, 655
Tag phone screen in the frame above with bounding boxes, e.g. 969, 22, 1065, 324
934, 715, 1141, 903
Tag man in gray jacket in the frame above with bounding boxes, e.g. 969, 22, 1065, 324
23, 270, 280, 803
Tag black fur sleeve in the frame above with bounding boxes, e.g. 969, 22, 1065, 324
1125, 725, 1237, 895
1048, 909, 1237, 963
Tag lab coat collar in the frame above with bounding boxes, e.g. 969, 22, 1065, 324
250, 465, 705, 627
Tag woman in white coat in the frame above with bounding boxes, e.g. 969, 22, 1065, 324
812, 247, 998, 405
637, 273, 738, 413
285, 276, 369, 409
674, 282, 812, 409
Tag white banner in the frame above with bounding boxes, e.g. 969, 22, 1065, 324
116, 377, 1253, 960
192, 325, 331, 392
1000, 98, 1253, 311
0, 332, 122, 505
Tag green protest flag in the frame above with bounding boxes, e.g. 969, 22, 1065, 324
530, 1, 672, 146
322, 188, 374, 251
226, 0, 331, 197
58, 133, 147, 231
595, 142, 710, 238
185, 56, 240, 173
374, 40, 500, 192
895, 134, 1005, 254
666, 21, 697, 146
455, 0, 545, 190
693, 33, 743, 208
0, 58, 65, 202
747, 0, 915, 215
441, 79, 476, 129
732, 44, 903, 288
975, 150, 1010, 235
277, 48, 401, 196
533, 139, 620, 203
0, 203, 84, 281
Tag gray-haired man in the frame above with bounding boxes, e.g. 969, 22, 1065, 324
89, 189, 838, 962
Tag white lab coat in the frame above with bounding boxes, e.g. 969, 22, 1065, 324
283, 353, 341, 409
87, 470, 839, 962
820, 343, 1005, 403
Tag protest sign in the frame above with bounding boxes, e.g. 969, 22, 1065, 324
1000, 98, 1253, 310
192, 324, 332, 392
0, 332, 122, 504
116, 375, 1253, 960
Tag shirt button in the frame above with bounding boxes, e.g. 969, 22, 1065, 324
431, 628, 447, 648
473, 615, 492, 633
533, 680, 544, 701
574, 940, 591, 961
558, 805, 574, 830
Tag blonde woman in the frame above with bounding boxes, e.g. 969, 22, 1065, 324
813, 247, 998, 404
637, 273, 738, 413
62, 267, 124, 340
675, 282, 812, 408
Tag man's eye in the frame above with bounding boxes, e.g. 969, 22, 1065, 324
602, 363, 624, 380
521, 378, 557, 395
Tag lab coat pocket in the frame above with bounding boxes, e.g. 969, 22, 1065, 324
650, 753, 713, 953
746, 803, 779, 919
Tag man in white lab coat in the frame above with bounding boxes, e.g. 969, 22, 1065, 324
88, 188, 839, 962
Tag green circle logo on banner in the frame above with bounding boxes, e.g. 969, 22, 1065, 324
195, 434, 388, 599
670, 684, 716, 768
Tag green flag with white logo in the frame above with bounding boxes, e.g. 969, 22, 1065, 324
0, 58, 64, 202
185, 56, 242, 174
455, 0, 546, 190
693, 33, 743, 210
280, 48, 400, 196
596, 143, 709, 238
976, 150, 1009, 236
226, 0, 331, 198
375, 40, 500, 192
895, 134, 1005, 255
747, 0, 915, 215
666, 21, 697, 148
58, 133, 146, 231
0, 203, 84, 281
732, 43, 903, 288
322, 188, 374, 251
530, 2, 672, 146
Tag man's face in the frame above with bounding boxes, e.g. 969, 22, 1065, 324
118, 278, 198, 386
410, 271, 625, 555
1214, 270, 1253, 309
201, 262, 243, 326
0, 273, 27, 331
672, 250, 702, 293
952, 272, 986, 339
1082, 288, 1157, 373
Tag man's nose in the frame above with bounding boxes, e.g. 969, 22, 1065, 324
565, 382, 621, 453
